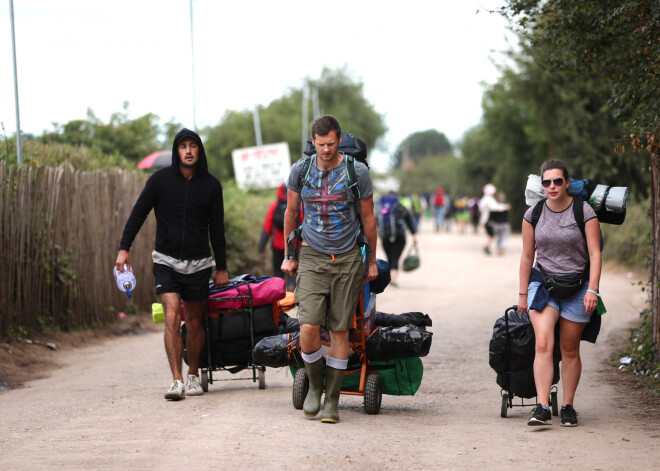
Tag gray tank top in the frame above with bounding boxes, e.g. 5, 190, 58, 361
523, 200, 597, 275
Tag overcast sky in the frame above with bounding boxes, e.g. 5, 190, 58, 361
1, 0, 517, 170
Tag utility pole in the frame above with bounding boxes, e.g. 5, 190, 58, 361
189, 0, 197, 131
312, 87, 320, 118
253, 105, 263, 147
301, 82, 310, 155
9, 0, 22, 164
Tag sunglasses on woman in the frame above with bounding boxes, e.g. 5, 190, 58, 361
541, 177, 564, 188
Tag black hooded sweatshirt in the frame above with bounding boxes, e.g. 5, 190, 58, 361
119, 128, 227, 270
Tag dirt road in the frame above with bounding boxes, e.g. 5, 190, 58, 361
1, 219, 657, 470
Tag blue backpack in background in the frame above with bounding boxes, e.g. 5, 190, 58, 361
378, 194, 402, 242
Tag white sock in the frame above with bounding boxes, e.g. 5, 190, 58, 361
301, 347, 323, 363
325, 356, 348, 370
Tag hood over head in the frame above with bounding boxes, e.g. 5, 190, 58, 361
171, 128, 208, 177
277, 183, 287, 200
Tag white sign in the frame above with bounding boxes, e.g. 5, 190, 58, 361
231, 142, 291, 190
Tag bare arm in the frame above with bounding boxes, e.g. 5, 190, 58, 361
281, 188, 300, 277
360, 195, 378, 282
518, 219, 535, 313
584, 217, 602, 313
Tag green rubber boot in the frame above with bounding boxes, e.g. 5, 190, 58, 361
303, 358, 324, 417
320, 367, 345, 423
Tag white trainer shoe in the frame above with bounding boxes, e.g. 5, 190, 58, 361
164, 380, 186, 401
186, 375, 204, 396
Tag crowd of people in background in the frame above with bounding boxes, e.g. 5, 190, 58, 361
416, 185, 512, 255
257, 181, 514, 291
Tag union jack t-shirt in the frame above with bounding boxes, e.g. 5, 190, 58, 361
287, 154, 373, 255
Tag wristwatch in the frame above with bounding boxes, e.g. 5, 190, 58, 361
285, 253, 296, 260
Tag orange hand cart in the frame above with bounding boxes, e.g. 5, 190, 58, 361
291, 286, 384, 415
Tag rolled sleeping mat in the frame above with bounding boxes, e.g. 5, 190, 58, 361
605, 186, 629, 213
588, 184, 609, 211
525, 174, 545, 206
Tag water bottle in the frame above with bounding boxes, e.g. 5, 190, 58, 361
113, 264, 137, 299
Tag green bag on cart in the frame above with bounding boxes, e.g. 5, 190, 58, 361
290, 357, 423, 396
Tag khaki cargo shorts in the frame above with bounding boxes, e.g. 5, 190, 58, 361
295, 244, 364, 331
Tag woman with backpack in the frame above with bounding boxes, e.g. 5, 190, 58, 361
517, 159, 602, 428
377, 192, 417, 287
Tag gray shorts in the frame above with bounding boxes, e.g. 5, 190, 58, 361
295, 244, 364, 331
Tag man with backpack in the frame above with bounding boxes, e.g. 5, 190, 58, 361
281, 115, 378, 423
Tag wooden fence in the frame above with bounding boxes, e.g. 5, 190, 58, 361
0, 162, 157, 339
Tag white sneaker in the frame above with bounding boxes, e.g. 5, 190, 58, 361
186, 375, 204, 396
164, 380, 186, 401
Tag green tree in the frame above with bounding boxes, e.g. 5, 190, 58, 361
460, 40, 648, 224
90, 104, 161, 162
499, 0, 660, 360
203, 67, 387, 181
392, 130, 452, 168
500, 0, 659, 140
40, 102, 169, 163
395, 153, 463, 196
308, 67, 387, 153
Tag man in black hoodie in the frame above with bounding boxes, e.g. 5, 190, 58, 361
116, 128, 228, 401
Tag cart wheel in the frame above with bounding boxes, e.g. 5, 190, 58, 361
258, 368, 266, 390
364, 374, 383, 415
551, 391, 559, 416
501, 393, 509, 418
201, 370, 209, 393
292, 368, 308, 410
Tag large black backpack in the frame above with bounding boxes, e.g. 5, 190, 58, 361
303, 132, 369, 169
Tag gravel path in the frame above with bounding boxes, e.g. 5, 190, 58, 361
0, 219, 657, 470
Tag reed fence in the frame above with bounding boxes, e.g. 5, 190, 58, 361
0, 162, 157, 339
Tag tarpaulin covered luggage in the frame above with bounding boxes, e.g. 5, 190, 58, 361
253, 323, 431, 366
209, 304, 277, 342
367, 325, 432, 360
182, 322, 271, 369
252, 332, 303, 368
489, 308, 560, 399
374, 311, 432, 328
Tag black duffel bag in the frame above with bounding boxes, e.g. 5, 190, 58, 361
367, 325, 432, 360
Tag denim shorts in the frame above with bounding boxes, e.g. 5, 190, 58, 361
528, 281, 591, 323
